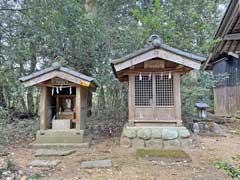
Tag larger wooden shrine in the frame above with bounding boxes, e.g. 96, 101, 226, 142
20, 63, 97, 144
204, 0, 240, 116
112, 35, 204, 127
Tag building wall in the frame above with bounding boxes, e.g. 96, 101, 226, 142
214, 85, 240, 116
213, 56, 240, 116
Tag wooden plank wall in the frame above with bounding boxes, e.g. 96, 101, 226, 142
214, 85, 240, 116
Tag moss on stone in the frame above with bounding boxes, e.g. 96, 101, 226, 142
136, 149, 190, 159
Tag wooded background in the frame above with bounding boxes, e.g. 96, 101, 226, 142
0, 0, 227, 127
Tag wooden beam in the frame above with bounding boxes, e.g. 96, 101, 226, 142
128, 75, 135, 121
228, 51, 239, 58
174, 73, 182, 126
114, 49, 201, 72
224, 33, 240, 40
75, 86, 81, 129
39, 86, 48, 130
118, 67, 191, 77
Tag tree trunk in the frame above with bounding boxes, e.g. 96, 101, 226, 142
27, 42, 37, 113
27, 87, 34, 113
2, 86, 10, 109
85, 0, 97, 17
97, 86, 105, 111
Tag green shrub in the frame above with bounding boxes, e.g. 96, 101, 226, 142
181, 70, 215, 117
215, 162, 240, 178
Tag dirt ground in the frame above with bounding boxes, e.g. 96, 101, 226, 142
2, 123, 240, 180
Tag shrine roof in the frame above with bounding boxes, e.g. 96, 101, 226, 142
112, 43, 205, 65
19, 63, 97, 89
111, 35, 205, 75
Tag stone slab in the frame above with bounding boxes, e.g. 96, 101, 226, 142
29, 160, 61, 167
35, 149, 76, 157
36, 130, 84, 144
80, 160, 112, 169
52, 119, 71, 130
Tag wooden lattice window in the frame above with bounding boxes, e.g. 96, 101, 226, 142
134, 74, 174, 107
156, 75, 174, 106
135, 75, 153, 106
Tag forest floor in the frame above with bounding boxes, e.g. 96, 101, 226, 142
1, 121, 240, 180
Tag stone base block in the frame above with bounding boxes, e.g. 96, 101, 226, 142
121, 126, 192, 149
120, 137, 132, 148
132, 139, 145, 149
163, 139, 181, 149
180, 139, 192, 147
52, 119, 71, 130
36, 130, 84, 144
145, 139, 163, 149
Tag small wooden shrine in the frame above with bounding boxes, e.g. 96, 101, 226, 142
111, 35, 205, 127
20, 62, 97, 144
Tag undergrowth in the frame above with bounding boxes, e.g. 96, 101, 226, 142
215, 155, 240, 178
0, 108, 39, 145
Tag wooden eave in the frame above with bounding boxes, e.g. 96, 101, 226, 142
19, 67, 97, 91
112, 48, 202, 78
204, 0, 240, 69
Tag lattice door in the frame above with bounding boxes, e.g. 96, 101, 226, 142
134, 74, 174, 120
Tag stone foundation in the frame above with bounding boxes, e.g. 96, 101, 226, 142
120, 126, 192, 149
36, 129, 84, 144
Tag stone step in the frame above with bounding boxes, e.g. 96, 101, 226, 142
30, 142, 89, 149
35, 130, 84, 144
29, 160, 61, 168
80, 160, 112, 169
35, 149, 76, 157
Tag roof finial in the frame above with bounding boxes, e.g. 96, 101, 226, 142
148, 34, 163, 47
52, 56, 65, 68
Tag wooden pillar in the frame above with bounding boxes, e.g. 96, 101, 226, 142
56, 96, 59, 119
128, 75, 135, 125
39, 86, 48, 130
174, 73, 182, 126
75, 86, 81, 129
